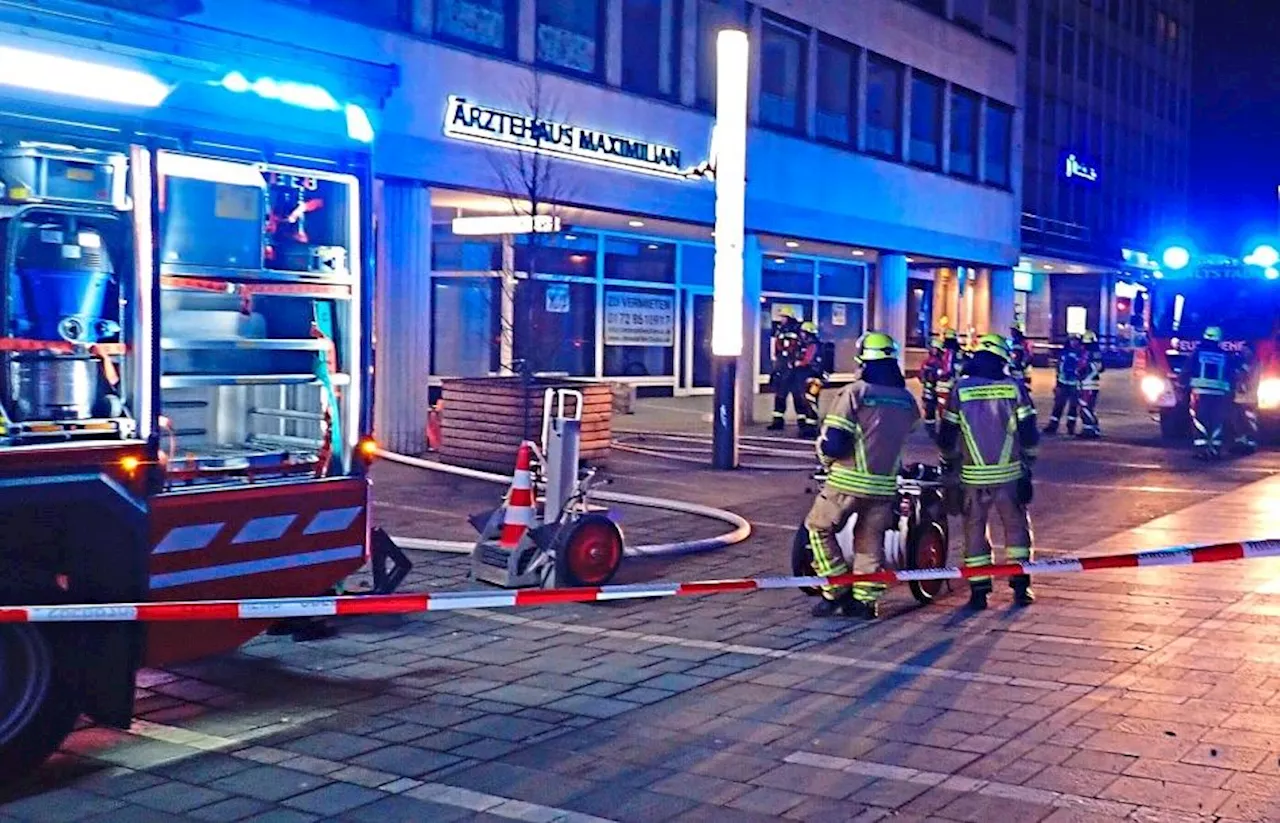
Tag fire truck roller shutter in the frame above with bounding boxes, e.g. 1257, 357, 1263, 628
0, 471, 148, 776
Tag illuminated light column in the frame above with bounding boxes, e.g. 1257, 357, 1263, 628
711, 28, 749, 470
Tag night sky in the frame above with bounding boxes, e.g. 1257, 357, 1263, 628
1188, 0, 1280, 253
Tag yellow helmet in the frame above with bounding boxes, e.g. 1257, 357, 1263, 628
856, 331, 899, 363
929, 335, 944, 350
1203, 326, 1223, 342
801, 321, 818, 335
975, 332, 1012, 362
1082, 330, 1098, 344
943, 328, 958, 340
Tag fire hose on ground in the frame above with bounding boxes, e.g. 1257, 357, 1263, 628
2, 538, 1277, 623
377, 449, 752, 558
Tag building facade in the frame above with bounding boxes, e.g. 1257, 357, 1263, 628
1018, 0, 1192, 343
177, 0, 1027, 451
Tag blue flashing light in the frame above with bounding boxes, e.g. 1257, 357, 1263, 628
219, 71, 340, 112
1161, 246, 1191, 271
345, 104, 374, 143
1267, 267, 1280, 281
1245, 244, 1280, 269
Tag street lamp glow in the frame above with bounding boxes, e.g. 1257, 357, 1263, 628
711, 29, 748, 358
1161, 246, 1191, 271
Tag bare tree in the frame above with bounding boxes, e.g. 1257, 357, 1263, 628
485, 70, 579, 378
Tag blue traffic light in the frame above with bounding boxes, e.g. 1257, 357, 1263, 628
1161, 246, 1191, 271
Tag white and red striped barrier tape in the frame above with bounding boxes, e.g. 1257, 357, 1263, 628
3, 539, 1278, 624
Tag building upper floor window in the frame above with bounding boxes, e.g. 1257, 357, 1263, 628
536, 0, 604, 76
1061, 24, 1075, 77
759, 16, 808, 131
1079, 34, 1093, 83
435, 0, 517, 55
909, 71, 943, 170
949, 86, 980, 179
984, 101, 1013, 188
865, 54, 903, 159
815, 37, 856, 144
953, 0, 984, 33
622, 0, 681, 97
696, 0, 743, 108
1045, 15, 1059, 65
1028, 3, 1042, 58
906, 0, 945, 15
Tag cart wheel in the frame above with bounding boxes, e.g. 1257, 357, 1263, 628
557, 514, 624, 587
907, 521, 949, 605
791, 527, 820, 597
0, 625, 79, 778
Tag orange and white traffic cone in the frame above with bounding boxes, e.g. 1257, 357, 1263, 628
498, 441, 536, 548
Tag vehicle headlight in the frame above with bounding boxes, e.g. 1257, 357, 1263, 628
1259, 378, 1280, 410
1141, 375, 1170, 403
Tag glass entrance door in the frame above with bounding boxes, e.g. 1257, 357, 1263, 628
682, 290, 714, 393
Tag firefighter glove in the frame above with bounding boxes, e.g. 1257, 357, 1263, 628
1017, 472, 1034, 506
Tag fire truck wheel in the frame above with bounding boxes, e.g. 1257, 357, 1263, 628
791, 527, 820, 597
0, 625, 79, 777
906, 521, 949, 605
556, 514, 623, 588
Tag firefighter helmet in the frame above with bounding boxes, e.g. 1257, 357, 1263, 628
929, 335, 944, 351
975, 333, 1012, 362
943, 328, 958, 340
801, 321, 818, 335
856, 331, 899, 362
1203, 326, 1223, 342
1082, 330, 1098, 344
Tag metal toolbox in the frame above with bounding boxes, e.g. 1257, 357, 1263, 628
0, 144, 125, 206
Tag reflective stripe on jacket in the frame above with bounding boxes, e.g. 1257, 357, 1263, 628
942, 376, 1037, 487
819, 380, 920, 497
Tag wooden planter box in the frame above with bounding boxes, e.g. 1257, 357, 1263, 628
438, 377, 613, 473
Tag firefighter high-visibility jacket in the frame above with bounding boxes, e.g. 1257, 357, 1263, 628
1080, 347, 1104, 390
816, 380, 921, 497
1055, 347, 1084, 388
1182, 343, 1239, 397
938, 376, 1039, 487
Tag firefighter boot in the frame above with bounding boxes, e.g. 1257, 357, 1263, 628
1010, 574, 1036, 607
767, 418, 785, 431
848, 599, 879, 620
967, 581, 991, 611
811, 591, 857, 618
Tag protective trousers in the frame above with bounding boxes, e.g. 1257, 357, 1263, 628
1191, 392, 1228, 458
1046, 385, 1079, 433
1078, 389, 1101, 437
962, 482, 1033, 594
921, 384, 939, 435
1233, 403, 1259, 453
772, 371, 807, 426
804, 489, 895, 603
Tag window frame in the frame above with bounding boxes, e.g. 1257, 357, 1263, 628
983, 100, 1014, 190
535, 0, 608, 78
757, 13, 810, 133
864, 52, 905, 161
432, 0, 520, 57
908, 70, 945, 171
948, 85, 981, 180
620, 0, 683, 99
814, 34, 859, 147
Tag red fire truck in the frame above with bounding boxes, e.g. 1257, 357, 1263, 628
1134, 253, 1280, 439
0, 15, 399, 774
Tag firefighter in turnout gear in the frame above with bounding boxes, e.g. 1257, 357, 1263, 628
798, 322, 823, 438
936, 328, 965, 418
768, 313, 806, 431
1007, 326, 1033, 391
919, 336, 946, 438
1077, 331, 1105, 439
1182, 326, 1240, 460
804, 332, 920, 620
937, 334, 1039, 610
1232, 344, 1260, 455
1044, 334, 1084, 434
